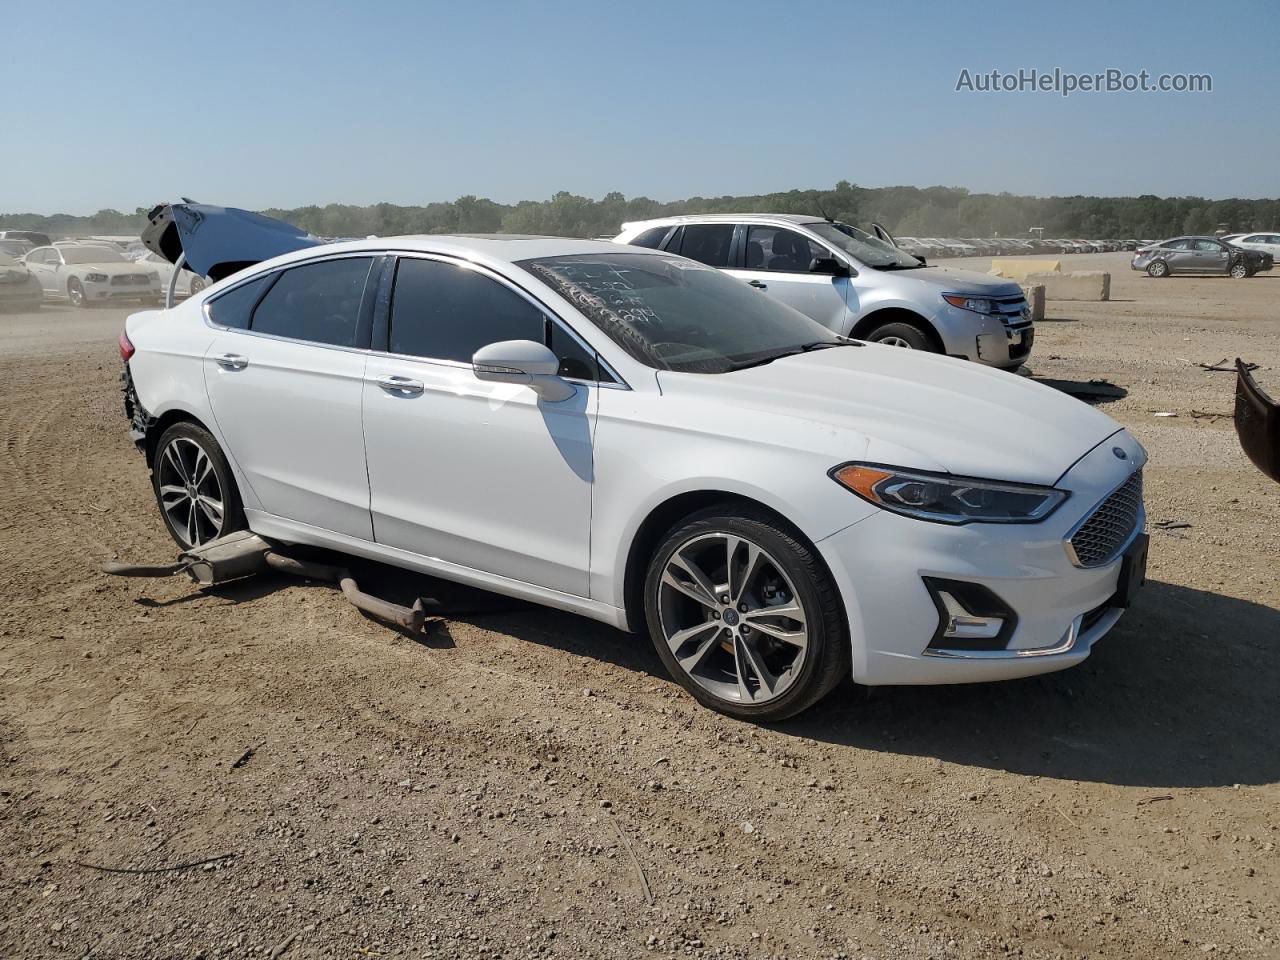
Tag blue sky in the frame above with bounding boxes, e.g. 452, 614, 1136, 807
2, 0, 1275, 214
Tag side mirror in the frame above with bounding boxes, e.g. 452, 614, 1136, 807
809, 256, 849, 276
913, 255, 927, 266
472, 339, 575, 402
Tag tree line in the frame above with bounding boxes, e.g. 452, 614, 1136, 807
5, 181, 1278, 241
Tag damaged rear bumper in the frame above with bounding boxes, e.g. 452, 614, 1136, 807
121, 363, 152, 455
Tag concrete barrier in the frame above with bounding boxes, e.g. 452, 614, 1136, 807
1019, 283, 1045, 322
990, 258, 1061, 280
1024, 271, 1110, 301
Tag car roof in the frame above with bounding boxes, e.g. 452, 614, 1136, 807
244, 234, 641, 271
621, 213, 824, 231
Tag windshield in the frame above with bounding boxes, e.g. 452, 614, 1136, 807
520, 252, 841, 374
0, 254, 19, 267
806, 222, 921, 269
61, 246, 126, 264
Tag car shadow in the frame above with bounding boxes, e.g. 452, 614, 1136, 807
146, 551, 1279, 789
1031, 378, 1128, 405
777, 579, 1280, 788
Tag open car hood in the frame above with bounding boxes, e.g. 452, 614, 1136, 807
1235, 359, 1280, 485
141, 201, 325, 282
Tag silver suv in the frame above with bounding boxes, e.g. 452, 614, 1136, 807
614, 214, 1033, 370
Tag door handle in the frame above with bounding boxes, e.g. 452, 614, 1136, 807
747, 280, 768, 290
373, 375, 424, 395
215, 353, 248, 371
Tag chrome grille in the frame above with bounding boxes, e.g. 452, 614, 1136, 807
1068, 470, 1143, 568
110, 274, 150, 286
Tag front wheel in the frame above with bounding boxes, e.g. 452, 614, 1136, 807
67, 278, 87, 307
1229, 261, 1250, 279
865, 321, 933, 351
643, 508, 849, 721
1146, 260, 1169, 278
188, 275, 207, 295
151, 422, 246, 548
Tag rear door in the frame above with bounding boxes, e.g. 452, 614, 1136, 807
730, 224, 852, 332
202, 255, 379, 540
361, 255, 600, 595
1162, 239, 1195, 272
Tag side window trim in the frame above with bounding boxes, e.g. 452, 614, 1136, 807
379, 251, 626, 387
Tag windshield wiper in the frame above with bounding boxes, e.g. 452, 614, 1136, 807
728, 340, 859, 371
875, 262, 925, 271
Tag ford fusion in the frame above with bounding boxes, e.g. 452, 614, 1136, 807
121, 237, 1147, 720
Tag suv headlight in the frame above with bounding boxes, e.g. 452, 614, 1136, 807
831, 463, 1067, 524
84, 272, 108, 283
942, 294, 997, 314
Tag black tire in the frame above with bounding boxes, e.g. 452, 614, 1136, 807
1146, 260, 1169, 278
67, 278, 87, 307
865, 321, 933, 352
1229, 261, 1250, 279
151, 421, 246, 548
643, 506, 849, 722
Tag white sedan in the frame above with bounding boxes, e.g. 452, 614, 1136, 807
25, 245, 161, 306
136, 251, 210, 298
121, 236, 1148, 720
1226, 231, 1280, 261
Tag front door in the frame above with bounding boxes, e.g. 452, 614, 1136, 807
202, 256, 377, 540
729, 225, 852, 333
26, 248, 60, 294
361, 255, 597, 596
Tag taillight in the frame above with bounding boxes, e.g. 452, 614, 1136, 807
119, 329, 135, 362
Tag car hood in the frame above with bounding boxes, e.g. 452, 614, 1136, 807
656, 345, 1121, 485
873, 264, 1024, 296
141, 201, 325, 282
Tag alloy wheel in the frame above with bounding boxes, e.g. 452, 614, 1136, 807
878, 336, 913, 348
657, 532, 809, 705
68, 280, 84, 307
156, 436, 226, 547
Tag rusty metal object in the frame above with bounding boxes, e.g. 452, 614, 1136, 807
1235, 358, 1280, 485
101, 531, 431, 632
263, 552, 429, 632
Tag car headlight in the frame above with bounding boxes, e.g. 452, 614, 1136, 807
84, 272, 108, 283
831, 463, 1067, 524
942, 294, 995, 314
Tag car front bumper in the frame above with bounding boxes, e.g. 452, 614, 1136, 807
815, 430, 1146, 685
933, 301, 1034, 370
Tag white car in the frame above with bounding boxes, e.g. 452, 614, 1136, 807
136, 251, 210, 298
1226, 231, 1280, 260
121, 236, 1148, 720
25, 244, 161, 307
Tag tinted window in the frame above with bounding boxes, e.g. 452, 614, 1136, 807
628, 226, 671, 249
251, 257, 374, 346
389, 258, 544, 363
745, 226, 828, 272
1193, 239, 1223, 252
676, 224, 734, 268
208, 275, 272, 330
1164, 239, 1193, 250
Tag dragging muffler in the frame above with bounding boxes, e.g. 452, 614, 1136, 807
103, 530, 431, 632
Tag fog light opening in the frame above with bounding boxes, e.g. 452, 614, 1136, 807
922, 576, 1018, 652
937, 591, 1004, 640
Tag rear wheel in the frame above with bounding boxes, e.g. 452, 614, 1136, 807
151, 422, 246, 548
67, 278, 87, 307
643, 508, 848, 721
1146, 260, 1169, 278
865, 321, 933, 351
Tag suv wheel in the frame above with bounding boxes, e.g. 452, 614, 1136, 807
643, 508, 848, 721
1146, 260, 1169, 278
152, 422, 246, 548
866, 322, 932, 351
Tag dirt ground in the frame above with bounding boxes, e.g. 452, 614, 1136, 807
2, 251, 1278, 960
